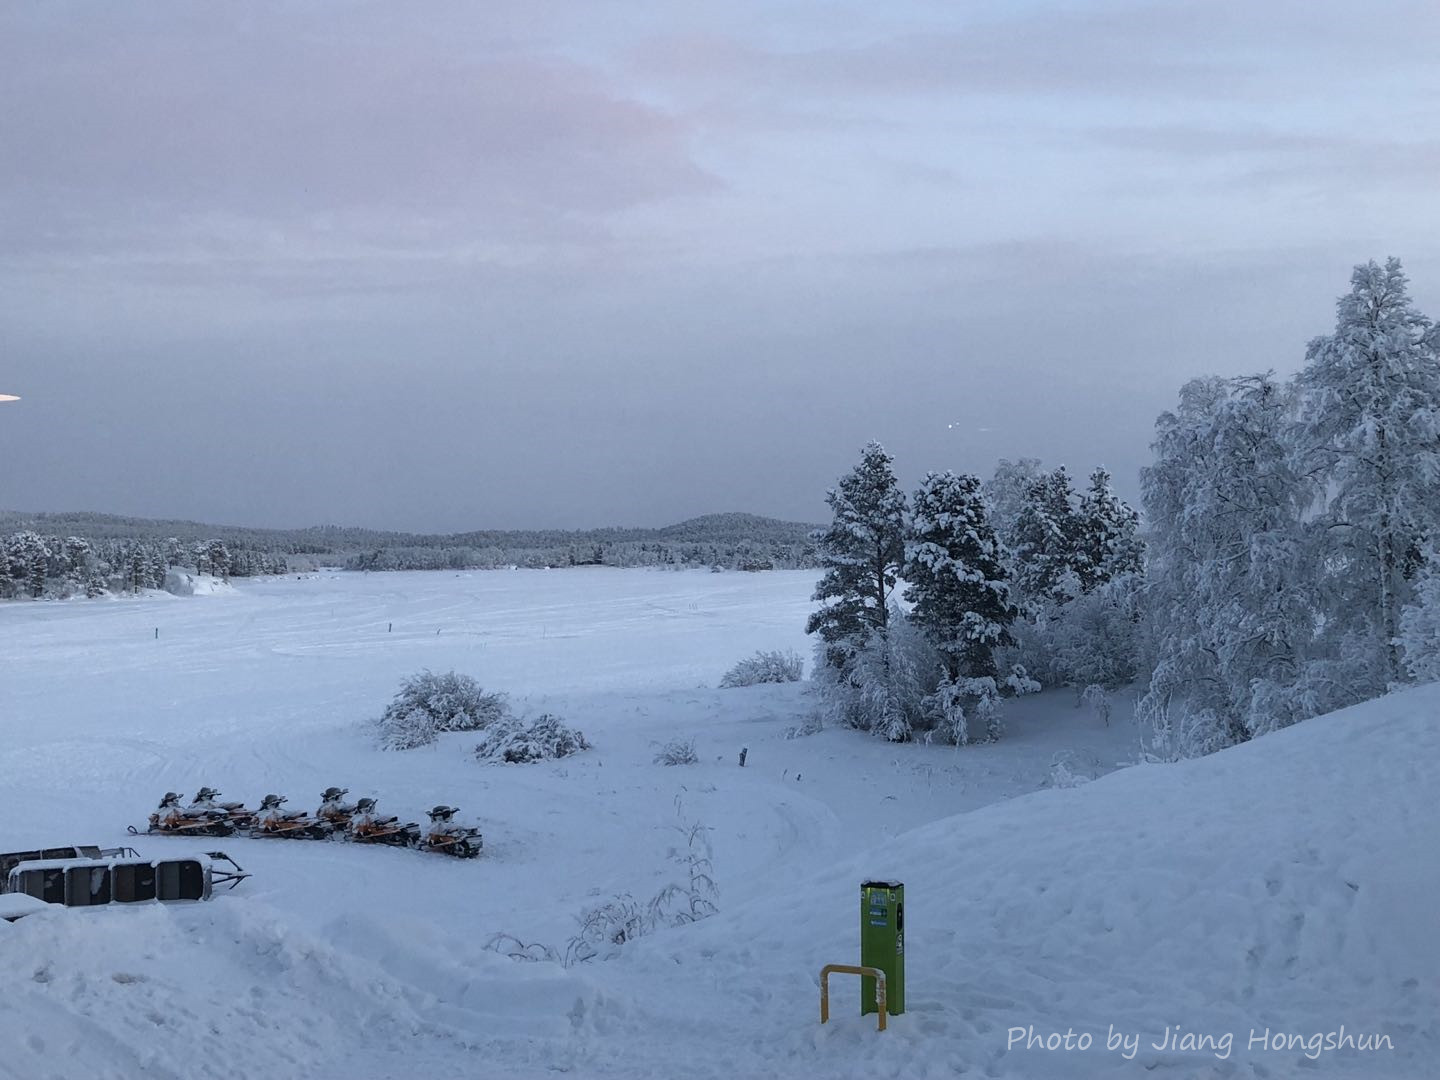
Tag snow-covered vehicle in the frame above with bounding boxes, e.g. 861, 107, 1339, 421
188, 786, 257, 830
419, 805, 482, 859
347, 797, 421, 847
316, 786, 358, 832
252, 793, 331, 840
135, 792, 236, 838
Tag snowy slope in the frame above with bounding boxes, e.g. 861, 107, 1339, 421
0, 571, 1431, 1079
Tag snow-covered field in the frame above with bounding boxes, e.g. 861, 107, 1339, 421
0, 569, 1432, 1079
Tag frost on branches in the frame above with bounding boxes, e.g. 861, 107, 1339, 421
375, 670, 511, 750
1139, 374, 1315, 746
719, 649, 803, 687
1294, 257, 1440, 693
1400, 549, 1440, 683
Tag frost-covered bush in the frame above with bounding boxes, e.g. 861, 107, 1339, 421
653, 738, 698, 766
475, 713, 590, 764
719, 649, 803, 687
811, 610, 1033, 745
1080, 683, 1112, 726
1048, 749, 1104, 788
485, 811, 719, 968
1048, 574, 1144, 691
564, 894, 653, 965
810, 610, 936, 741
564, 814, 718, 964
783, 714, 823, 739
375, 669, 509, 751
1137, 694, 1234, 762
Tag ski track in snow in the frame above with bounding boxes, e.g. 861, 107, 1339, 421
2, 568, 1430, 1079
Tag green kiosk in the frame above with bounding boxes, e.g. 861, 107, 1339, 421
860, 879, 905, 1016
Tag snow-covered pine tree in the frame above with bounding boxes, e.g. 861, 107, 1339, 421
205, 539, 231, 580
904, 471, 1021, 682
805, 441, 908, 670
10, 531, 50, 598
1074, 467, 1143, 592
1010, 466, 1085, 607
1139, 373, 1315, 744
1293, 257, 1440, 690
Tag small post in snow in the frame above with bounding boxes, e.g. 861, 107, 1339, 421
739, 747, 748, 767
154, 627, 158, 640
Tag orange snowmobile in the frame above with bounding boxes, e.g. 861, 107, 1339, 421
251, 794, 331, 840
140, 792, 236, 838
346, 798, 420, 848
188, 786, 257, 830
419, 805, 482, 859
316, 786, 357, 832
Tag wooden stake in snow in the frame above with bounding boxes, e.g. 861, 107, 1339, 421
739, 747, 748, 767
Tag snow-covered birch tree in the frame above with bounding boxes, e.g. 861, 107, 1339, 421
1293, 257, 1440, 692
1139, 373, 1316, 744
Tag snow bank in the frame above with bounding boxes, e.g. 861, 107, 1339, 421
163, 569, 234, 597
607, 685, 1438, 1078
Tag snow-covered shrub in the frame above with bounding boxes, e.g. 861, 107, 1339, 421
484, 811, 719, 968
811, 611, 936, 741
814, 611, 1034, 744
564, 812, 718, 964
483, 934, 561, 964
375, 669, 509, 751
783, 714, 823, 739
651, 817, 719, 925
1080, 683, 1112, 726
719, 649, 803, 687
475, 713, 590, 764
375, 707, 437, 751
1048, 749, 1103, 788
1137, 693, 1234, 762
564, 894, 653, 965
653, 738, 698, 766
1048, 573, 1143, 691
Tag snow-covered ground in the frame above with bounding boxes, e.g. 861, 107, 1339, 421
0, 569, 1431, 1079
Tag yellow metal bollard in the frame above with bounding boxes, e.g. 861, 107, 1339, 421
819, 963, 888, 1032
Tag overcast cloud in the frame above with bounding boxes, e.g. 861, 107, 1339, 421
2, 1, 1437, 530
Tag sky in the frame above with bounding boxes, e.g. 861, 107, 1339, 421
2, 1, 1438, 532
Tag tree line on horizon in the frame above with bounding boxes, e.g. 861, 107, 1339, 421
0, 534, 287, 599
0, 512, 824, 597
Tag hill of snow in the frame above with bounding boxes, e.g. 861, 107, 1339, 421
0, 571, 1432, 1079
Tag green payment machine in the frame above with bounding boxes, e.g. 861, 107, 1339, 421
860, 879, 905, 1016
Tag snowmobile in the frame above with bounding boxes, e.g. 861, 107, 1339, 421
418, 805, 482, 859
315, 786, 357, 832
250, 794, 331, 840
188, 786, 257, 830
346, 798, 420, 848
137, 792, 236, 838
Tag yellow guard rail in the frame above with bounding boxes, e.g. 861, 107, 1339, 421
819, 963, 888, 1032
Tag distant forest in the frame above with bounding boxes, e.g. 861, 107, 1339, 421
0, 510, 821, 598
